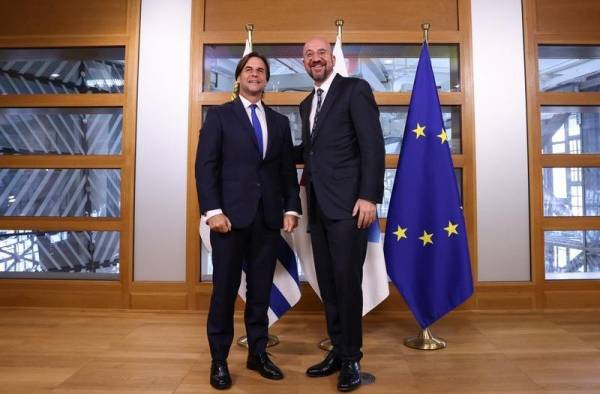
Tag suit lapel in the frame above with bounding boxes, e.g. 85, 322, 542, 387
300, 91, 314, 146
232, 97, 260, 153
311, 74, 341, 144
263, 104, 276, 160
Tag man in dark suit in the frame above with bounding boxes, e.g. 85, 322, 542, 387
298, 37, 385, 392
195, 52, 301, 390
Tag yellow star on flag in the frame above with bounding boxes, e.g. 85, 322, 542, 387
437, 129, 448, 144
444, 221, 459, 237
393, 225, 408, 241
418, 230, 433, 246
412, 123, 426, 139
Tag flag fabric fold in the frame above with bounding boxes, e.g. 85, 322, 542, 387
332, 35, 348, 77
383, 43, 473, 329
200, 218, 301, 327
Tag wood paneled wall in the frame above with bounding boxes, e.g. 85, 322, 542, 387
0, 0, 141, 309
204, 0, 459, 32
523, 0, 600, 309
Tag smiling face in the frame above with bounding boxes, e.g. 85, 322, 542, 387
303, 37, 336, 85
237, 56, 268, 100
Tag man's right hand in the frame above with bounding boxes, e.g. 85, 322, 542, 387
207, 213, 232, 233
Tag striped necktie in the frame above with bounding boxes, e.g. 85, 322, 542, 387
311, 88, 324, 135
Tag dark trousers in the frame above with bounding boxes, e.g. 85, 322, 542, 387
207, 202, 279, 361
310, 190, 368, 362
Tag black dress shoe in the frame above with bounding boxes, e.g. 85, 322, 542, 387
306, 351, 342, 377
337, 361, 361, 392
247, 352, 284, 380
210, 360, 232, 390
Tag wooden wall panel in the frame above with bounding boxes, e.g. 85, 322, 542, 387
204, 0, 459, 32
536, 0, 600, 33
0, 0, 140, 310
0, 0, 128, 37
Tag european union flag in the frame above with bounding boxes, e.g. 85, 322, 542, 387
383, 43, 474, 329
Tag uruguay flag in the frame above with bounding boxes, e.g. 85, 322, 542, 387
383, 43, 473, 329
200, 219, 301, 326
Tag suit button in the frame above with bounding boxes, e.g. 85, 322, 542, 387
256, 182, 261, 187
309, 151, 314, 156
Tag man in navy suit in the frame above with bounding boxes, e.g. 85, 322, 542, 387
298, 37, 385, 392
195, 52, 301, 390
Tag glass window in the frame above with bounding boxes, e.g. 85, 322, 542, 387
0, 169, 120, 217
202, 105, 461, 153
0, 47, 125, 95
269, 106, 302, 146
0, 230, 119, 279
541, 106, 600, 154
543, 167, 600, 216
378, 168, 462, 218
0, 108, 122, 155
545, 230, 600, 280
538, 46, 600, 92
204, 44, 460, 93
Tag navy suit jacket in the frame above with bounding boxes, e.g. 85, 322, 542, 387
297, 74, 385, 220
195, 97, 301, 230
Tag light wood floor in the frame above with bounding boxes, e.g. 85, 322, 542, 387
1, 307, 600, 393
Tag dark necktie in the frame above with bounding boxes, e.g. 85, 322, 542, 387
311, 88, 324, 135
250, 104, 264, 157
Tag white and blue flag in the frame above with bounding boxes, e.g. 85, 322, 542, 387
200, 220, 302, 326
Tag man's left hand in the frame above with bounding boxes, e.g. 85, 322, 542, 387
352, 199, 377, 229
283, 214, 298, 233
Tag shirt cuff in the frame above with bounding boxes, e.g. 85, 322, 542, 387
284, 211, 301, 218
205, 209, 223, 219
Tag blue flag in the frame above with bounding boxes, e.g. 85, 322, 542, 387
383, 43, 473, 329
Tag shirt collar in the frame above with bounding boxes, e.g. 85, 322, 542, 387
239, 94, 264, 112
313, 71, 337, 95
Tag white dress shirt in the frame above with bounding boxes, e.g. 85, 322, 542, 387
309, 71, 337, 132
205, 93, 300, 219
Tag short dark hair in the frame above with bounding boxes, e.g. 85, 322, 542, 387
234, 51, 270, 81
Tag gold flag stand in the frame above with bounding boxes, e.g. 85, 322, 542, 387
404, 327, 447, 350
237, 335, 280, 348
318, 338, 333, 351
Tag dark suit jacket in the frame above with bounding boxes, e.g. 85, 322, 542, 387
195, 97, 301, 230
297, 74, 385, 220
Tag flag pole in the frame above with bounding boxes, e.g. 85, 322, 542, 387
245, 23, 254, 45
421, 22, 430, 44
231, 24, 255, 100
335, 18, 344, 40
402, 23, 448, 352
